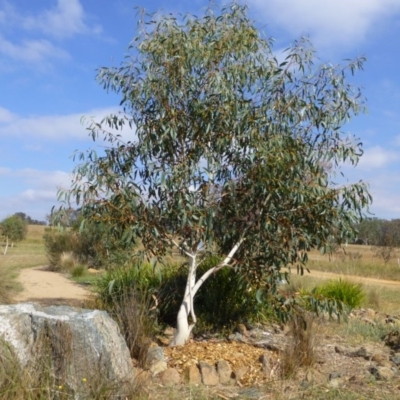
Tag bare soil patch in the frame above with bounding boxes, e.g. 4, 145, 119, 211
13, 266, 90, 307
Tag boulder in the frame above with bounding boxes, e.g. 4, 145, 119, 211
199, 361, 219, 386
0, 303, 134, 396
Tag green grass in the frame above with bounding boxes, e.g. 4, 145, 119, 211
287, 273, 400, 315
0, 225, 48, 303
70, 269, 104, 286
339, 319, 394, 344
313, 278, 365, 310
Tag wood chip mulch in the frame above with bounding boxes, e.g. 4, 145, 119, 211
163, 340, 279, 386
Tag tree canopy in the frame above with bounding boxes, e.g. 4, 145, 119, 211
0, 215, 27, 255
62, 2, 371, 345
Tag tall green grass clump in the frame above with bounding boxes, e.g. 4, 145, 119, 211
313, 278, 365, 310
95, 262, 160, 362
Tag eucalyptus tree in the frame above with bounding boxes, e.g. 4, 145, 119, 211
63, 3, 371, 345
0, 215, 27, 255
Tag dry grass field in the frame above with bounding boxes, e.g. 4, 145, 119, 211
307, 244, 400, 281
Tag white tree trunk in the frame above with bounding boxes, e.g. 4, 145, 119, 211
171, 255, 197, 346
2, 237, 9, 256
170, 238, 244, 346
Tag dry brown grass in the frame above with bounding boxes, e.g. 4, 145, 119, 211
307, 244, 400, 281
279, 312, 318, 379
0, 329, 140, 400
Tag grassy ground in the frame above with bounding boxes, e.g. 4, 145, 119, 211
307, 244, 400, 281
0, 225, 48, 302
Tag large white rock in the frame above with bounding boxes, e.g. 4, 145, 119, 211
0, 303, 134, 396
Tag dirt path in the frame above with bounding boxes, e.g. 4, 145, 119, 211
14, 266, 91, 307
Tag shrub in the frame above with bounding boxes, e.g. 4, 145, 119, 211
43, 228, 78, 271
313, 278, 365, 311
156, 256, 275, 332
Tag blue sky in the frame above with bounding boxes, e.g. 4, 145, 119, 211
0, 0, 400, 222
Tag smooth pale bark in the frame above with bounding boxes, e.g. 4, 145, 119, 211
1, 237, 9, 255
170, 238, 244, 346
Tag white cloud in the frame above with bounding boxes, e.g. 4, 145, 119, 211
0, 0, 101, 67
365, 172, 400, 218
21, 0, 102, 39
0, 107, 130, 141
0, 168, 72, 221
0, 0, 101, 40
0, 34, 69, 63
249, 0, 400, 49
0, 106, 16, 123
357, 146, 400, 170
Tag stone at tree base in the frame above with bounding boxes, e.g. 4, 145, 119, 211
160, 368, 181, 386
184, 364, 202, 385
145, 344, 167, 375
145, 344, 165, 368
199, 361, 219, 386
217, 359, 232, 384
0, 303, 134, 397
233, 366, 249, 383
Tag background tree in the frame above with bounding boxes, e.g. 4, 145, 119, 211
62, 3, 371, 345
354, 218, 400, 264
0, 215, 27, 255
13, 212, 46, 226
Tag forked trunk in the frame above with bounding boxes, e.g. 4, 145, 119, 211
170, 239, 244, 346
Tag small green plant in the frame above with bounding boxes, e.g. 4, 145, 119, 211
71, 264, 86, 278
342, 319, 394, 343
313, 278, 365, 311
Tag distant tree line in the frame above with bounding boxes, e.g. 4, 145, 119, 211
13, 212, 46, 226
355, 218, 400, 247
